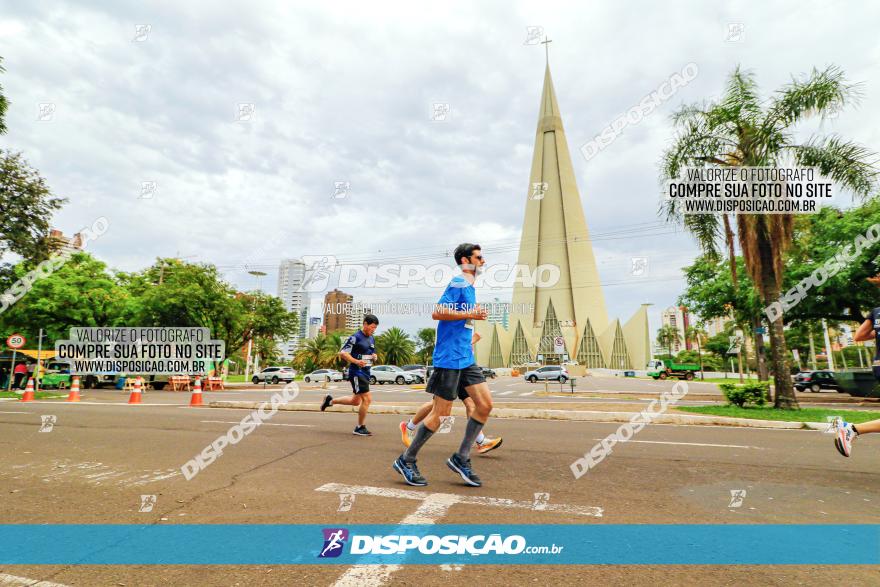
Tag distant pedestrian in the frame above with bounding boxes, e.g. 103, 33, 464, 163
13, 362, 28, 389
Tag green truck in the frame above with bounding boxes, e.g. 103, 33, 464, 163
647, 358, 700, 381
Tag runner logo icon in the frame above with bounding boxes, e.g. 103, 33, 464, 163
319, 528, 349, 558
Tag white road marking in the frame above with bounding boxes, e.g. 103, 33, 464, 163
316, 483, 602, 517
592, 438, 762, 449
200, 420, 314, 428
0, 573, 70, 586
519, 391, 536, 396
0, 411, 28, 414
319, 483, 600, 587
497, 391, 516, 396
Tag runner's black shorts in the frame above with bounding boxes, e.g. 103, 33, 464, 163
426, 364, 485, 401
350, 375, 370, 394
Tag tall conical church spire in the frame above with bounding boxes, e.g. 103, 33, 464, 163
510, 59, 610, 362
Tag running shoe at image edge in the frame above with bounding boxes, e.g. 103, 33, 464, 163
835, 421, 857, 457
475, 436, 503, 455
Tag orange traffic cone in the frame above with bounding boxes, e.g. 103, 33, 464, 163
189, 376, 203, 407
128, 377, 143, 404
20, 378, 35, 402
67, 376, 81, 402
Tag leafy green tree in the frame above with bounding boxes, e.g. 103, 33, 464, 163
662, 65, 878, 408
0, 56, 8, 134
781, 202, 880, 323
0, 151, 66, 264
121, 258, 298, 356
376, 327, 415, 366
0, 253, 135, 343
416, 327, 435, 364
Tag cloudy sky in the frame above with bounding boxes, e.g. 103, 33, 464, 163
2, 0, 879, 339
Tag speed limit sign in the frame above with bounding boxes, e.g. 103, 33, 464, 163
6, 334, 25, 349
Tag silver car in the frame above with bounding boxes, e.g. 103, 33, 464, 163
523, 365, 569, 383
304, 369, 343, 383
369, 365, 415, 385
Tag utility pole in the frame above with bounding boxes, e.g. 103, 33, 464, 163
822, 319, 834, 371
808, 323, 817, 370
35, 329, 44, 393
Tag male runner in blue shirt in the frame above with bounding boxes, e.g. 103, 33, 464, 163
393, 243, 493, 486
320, 314, 379, 436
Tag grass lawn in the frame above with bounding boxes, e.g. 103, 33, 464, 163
0, 390, 66, 400
675, 405, 880, 424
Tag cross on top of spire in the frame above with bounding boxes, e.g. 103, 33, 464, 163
541, 36, 552, 65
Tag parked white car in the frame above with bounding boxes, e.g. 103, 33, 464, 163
252, 366, 296, 384
369, 365, 415, 385
304, 369, 343, 383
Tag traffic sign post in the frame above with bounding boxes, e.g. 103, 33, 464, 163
6, 334, 25, 392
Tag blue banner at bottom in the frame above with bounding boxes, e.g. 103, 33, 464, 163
1, 525, 877, 565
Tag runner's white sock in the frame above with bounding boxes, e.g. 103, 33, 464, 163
475, 432, 486, 445
406, 419, 416, 431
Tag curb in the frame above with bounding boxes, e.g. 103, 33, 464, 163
207, 401, 831, 430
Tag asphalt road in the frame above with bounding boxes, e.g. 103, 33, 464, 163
1, 397, 878, 585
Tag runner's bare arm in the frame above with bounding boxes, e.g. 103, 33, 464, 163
853, 318, 873, 343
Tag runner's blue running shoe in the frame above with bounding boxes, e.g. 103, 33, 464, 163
447, 453, 482, 487
393, 455, 427, 486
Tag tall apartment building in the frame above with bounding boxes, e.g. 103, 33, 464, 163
277, 259, 310, 360
48, 228, 84, 254
703, 315, 731, 338
487, 297, 510, 330
346, 305, 373, 331
660, 305, 690, 354
308, 317, 322, 339
324, 289, 353, 333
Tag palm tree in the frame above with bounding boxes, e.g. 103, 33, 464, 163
686, 324, 707, 380
320, 332, 346, 370
376, 327, 415, 366
662, 65, 877, 408
416, 327, 436, 365
656, 325, 681, 358
293, 335, 326, 371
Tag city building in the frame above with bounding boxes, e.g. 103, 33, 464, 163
703, 315, 731, 338
308, 317, 322, 339
346, 305, 373, 331
473, 59, 650, 372
48, 228, 83, 254
276, 259, 310, 360
661, 306, 691, 354
323, 289, 353, 333
487, 297, 510, 330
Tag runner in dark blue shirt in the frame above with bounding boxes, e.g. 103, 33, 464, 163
320, 314, 379, 436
